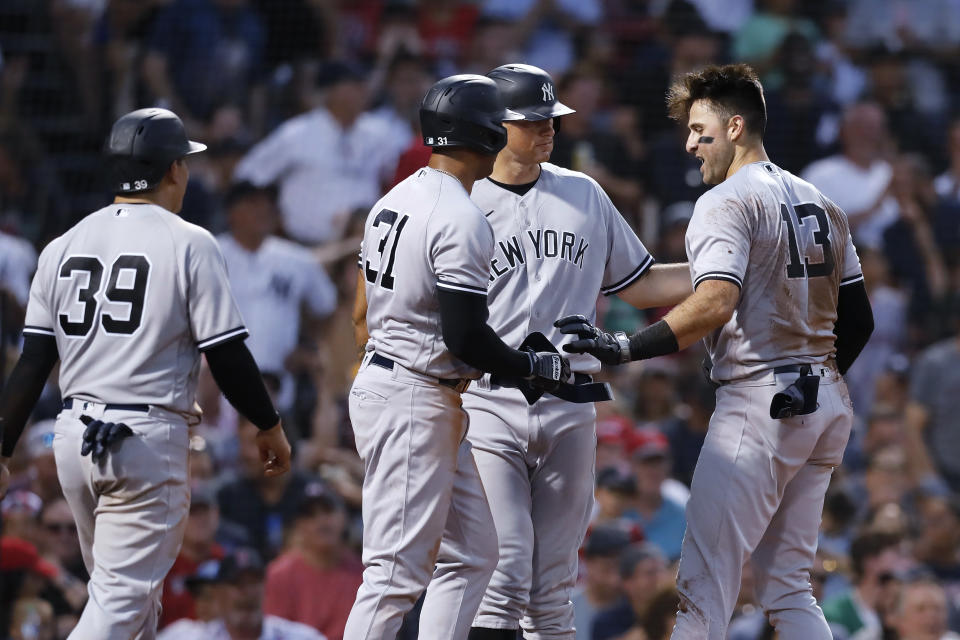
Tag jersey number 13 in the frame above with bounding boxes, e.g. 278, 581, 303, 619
779, 203, 834, 279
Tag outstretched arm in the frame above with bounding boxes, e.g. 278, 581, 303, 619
617, 263, 693, 310
557, 279, 738, 364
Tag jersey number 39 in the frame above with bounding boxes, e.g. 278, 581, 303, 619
779, 203, 834, 279
364, 209, 408, 291
58, 254, 151, 337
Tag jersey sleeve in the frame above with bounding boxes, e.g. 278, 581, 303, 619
22, 245, 57, 338
596, 186, 654, 296
185, 230, 249, 351
685, 191, 751, 290
429, 203, 495, 297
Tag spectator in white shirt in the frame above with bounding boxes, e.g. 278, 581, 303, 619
217, 182, 337, 415
233, 60, 401, 246
801, 102, 899, 249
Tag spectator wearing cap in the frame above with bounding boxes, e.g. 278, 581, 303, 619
623, 429, 687, 562
822, 531, 911, 637
595, 415, 635, 472
159, 488, 227, 629
572, 526, 631, 640
591, 542, 669, 640
0, 536, 80, 635
36, 498, 88, 633
593, 466, 640, 532
262, 492, 362, 640
158, 548, 326, 640
216, 181, 337, 422
234, 60, 404, 246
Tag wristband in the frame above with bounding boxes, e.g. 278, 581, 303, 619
628, 320, 680, 361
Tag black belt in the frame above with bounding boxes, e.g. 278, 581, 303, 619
773, 364, 830, 376
64, 398, 150, 413
370, 353, 471, 393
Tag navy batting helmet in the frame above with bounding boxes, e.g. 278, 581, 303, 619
419, 74, 523, 155
487, 64, 575, 122
104, 108, 206, 194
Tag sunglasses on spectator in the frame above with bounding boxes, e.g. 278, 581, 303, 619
44, 522, 77, 534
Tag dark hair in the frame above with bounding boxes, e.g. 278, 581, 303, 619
849, 530, 902, 579
223, 180, 277, 211
641, 584, 680, 640
666, 64, 767, 137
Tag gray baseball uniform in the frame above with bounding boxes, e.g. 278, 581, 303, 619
463, 163, 652, 638
23, 202, 248, 639
345, 167, 499, 640
672, 162, 862, 639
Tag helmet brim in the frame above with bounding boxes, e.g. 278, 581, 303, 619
186, 141, 207, 155
513, 101, 576, 121
502, 108, 526, 122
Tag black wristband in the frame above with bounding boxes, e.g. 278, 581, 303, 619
627, 320, 680, 362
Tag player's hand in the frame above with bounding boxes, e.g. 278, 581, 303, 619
524, 350, 571, 391
554, 315, 628, 365
256, 422, 291, 477
0, 457, 10, 500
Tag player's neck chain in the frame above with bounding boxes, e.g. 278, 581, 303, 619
432, 167, 460, 181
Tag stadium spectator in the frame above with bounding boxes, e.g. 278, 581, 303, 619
142, 0, 266, 133
160, 489, 227, 629
913, 493, 960, 588
591, 543, 669, 640
158, 548, 326, 640
572, 526, 631, 640
907, 329, 960, 492
732, 0, 820, 85
233, 60, 402, 245
217, 181, 336, 423
217, 419, 327, 561
801, 101, 898, 249
623, 430, 688, 562
263, 493, 361, 640
822, 531, 910, 636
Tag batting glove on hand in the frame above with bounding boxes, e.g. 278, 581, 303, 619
554, 315, 630, 365
524, 350, 571, 391
80, 415, 133, 465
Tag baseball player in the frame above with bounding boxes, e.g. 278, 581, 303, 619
346, 74, 570, 640
0, 108, 292, 640
559, 64, 875, 639
453, 64, 691, 640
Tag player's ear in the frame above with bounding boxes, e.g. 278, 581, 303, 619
727, 115, 745, 142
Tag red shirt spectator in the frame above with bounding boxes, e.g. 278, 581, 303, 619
262, 493, 362, 640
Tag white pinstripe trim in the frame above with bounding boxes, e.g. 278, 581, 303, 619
436, 281, 487, 295
839, 274, 864, 286
196, 327, 248, 350
23, 326, 56, 337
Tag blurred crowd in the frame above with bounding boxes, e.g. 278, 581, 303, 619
2, 0, 960, 639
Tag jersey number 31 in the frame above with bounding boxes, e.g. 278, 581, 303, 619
779, 203, 834, 279
365, 209, 408, 291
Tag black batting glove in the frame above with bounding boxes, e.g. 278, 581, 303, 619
80, 415, 134, 464
524, 350, 571, 391
554, 314, 629, 366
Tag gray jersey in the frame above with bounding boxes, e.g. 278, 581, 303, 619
23, 203, 247, 419
361, 167, 494, 379
470, 163, 652, 373
686, 162, 862, 382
